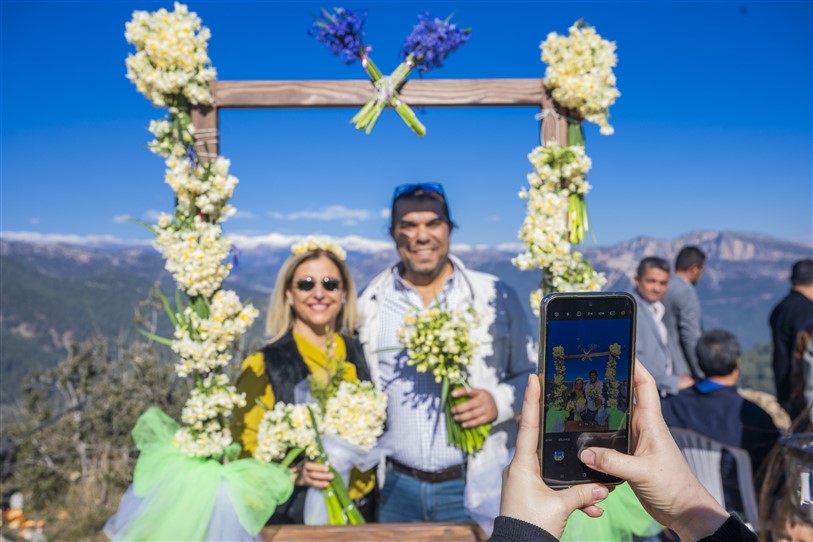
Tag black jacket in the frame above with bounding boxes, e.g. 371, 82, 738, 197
261, 330, 371, 405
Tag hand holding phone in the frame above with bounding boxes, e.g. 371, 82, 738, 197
537, 292, 636, 487
499, 374, 609, 539
579, 362, 730, 542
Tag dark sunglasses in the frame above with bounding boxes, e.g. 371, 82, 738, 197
294, 276, 342, 292
392, 182, 446, 201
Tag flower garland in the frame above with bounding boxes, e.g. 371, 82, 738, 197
514, 20, 617, 315
291, 235, 347, 261
606, 343, 621, 409
514, 142, 606, 315
399, 302, 489, 454
126, 2, 256, 460
311, 8, 470, 136
551, 346, 568, 409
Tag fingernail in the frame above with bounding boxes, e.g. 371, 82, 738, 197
580, 448, 596, 466
592, 486, 609, 501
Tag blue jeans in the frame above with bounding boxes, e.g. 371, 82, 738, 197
379, 468, 469, 522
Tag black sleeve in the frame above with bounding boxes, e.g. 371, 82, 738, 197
344, 334, 371, 382
698, 515, 758, 542
489, 516, 559, 542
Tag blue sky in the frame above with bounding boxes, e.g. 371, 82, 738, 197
2, 1, 811, 247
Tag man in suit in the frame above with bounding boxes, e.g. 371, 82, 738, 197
630, 257, 693, 397
663, 246, 706, 381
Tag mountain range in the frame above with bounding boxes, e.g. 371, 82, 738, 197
1, 229, 810, 404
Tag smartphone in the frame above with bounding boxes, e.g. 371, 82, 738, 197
537, 292, 636, 488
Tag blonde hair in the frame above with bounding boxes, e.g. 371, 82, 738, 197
265, 249, 358, 342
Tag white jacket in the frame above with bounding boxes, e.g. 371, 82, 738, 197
357, 255, 537, 527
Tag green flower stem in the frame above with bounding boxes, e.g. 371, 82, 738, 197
565, 118, 590, 245
352, 54, 426, 136
566, 118, 585, 147
306, 405, 366, 525
443, 380, 492, 455
323, 488, 344, 524
325, 466, 365, 524
280, 447, 304, 469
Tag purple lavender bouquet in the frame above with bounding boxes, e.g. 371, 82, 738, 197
400, 13, 471, 73
309, 7, 367, 65
310, 8, 470, 136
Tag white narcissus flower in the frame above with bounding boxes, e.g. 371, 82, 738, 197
540, 21, 620, 135
154, 215, 233, 299
254, 403, 322, 463
514, 140, 606, 313
321, 381, 388, 451
399, 304, 480, 385
125, 2, 216, 107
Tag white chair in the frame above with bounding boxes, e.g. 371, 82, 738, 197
669, 427, 759, 530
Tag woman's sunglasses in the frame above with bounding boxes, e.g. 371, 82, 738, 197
294, 276, 342, 292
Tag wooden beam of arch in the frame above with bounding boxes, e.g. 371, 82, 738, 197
191, 77, 567, 157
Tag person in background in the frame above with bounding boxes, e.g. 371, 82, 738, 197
630, 257, 693, 397
769, 258, 813, 415
660, 329, 780, 516
663, 245, 706, 381
489, 362, 757, 542
230, 238, 375, 523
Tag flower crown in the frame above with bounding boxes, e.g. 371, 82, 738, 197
291, 236, 347, 261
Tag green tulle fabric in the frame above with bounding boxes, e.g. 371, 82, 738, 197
120, 407, 294, 540
561, 482, 662, 541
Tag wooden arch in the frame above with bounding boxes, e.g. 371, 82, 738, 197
190, 77, 568, 158
189, 77, 566, 541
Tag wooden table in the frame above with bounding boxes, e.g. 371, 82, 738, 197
261, 522, 488, 541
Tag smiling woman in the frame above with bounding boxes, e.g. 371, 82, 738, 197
230, 236, 379, 525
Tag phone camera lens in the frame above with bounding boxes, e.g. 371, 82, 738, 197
554, 312, 559, 317
576, 311, 582, 317
610, 311, 616, 316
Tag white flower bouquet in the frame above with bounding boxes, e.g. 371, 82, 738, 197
399, 302, 490, 454
254, 380, 388, 525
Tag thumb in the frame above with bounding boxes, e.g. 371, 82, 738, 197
558, 483, 609, 514
580, 447, 642, 482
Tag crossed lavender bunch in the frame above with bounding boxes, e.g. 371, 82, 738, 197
311, 8, 471, 136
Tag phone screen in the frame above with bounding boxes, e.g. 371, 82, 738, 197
539, 293, 635, 487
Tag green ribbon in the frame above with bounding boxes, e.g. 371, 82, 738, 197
117, 407, 294, 539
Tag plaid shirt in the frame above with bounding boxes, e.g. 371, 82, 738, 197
376, 266, 466, 471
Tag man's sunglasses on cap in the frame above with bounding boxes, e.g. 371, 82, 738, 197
294, 276, 342, 292
392, 182, 446, 201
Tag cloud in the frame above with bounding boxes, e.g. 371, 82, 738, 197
113, 214, 132, 223
144, 210, 164, 221
269, 205, 378, 223
29, 217, 41, 225
486, 215, 500, 222
379, 207, 391, 219
233, 210, 256, 220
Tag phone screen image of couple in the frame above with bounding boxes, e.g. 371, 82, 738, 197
542, 316, 632, 484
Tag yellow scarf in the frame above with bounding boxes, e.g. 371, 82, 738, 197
293, 331, 358, 385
